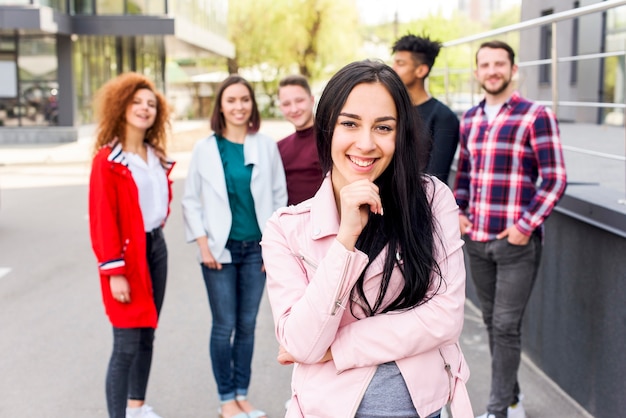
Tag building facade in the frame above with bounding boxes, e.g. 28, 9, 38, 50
457, 0, 520, 23
0, 0, 233, 143
519, 0, 626, 124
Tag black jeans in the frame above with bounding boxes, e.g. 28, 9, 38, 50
464, 234, 542, 418
106, 228, 168, 418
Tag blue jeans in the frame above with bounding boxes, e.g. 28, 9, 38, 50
201, 239, 266, 402
464, 234, 542, 418
106, 229, 168, 418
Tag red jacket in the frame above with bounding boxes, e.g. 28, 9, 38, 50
88, 143, 174, 328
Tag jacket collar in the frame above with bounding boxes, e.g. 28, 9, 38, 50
106, 141, 129, 167
309, 175, 341, 240
106, 139, 175, 172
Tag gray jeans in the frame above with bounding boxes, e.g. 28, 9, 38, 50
464, 234, 542, 418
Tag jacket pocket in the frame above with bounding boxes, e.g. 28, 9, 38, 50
292, 250, 318, 284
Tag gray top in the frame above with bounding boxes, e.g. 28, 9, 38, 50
355, 361, 441, 418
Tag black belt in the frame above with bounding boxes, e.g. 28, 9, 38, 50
146, 227, 163, 240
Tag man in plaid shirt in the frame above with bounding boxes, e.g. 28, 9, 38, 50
453, 40, 567, 418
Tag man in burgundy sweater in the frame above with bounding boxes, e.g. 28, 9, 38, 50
277, 75, 323, 206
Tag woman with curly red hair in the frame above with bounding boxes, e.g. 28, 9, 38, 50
88, 72, 173, 418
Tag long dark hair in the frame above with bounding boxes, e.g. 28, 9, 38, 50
210, 74, 261, 136
315, 59, 441, 316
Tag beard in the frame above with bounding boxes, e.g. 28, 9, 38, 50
481, 76, 512, 96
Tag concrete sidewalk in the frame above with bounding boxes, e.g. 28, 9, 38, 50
0, 120, 211, 166
0, 119, 593, 417
457, 302, 591, 417
0, 120, 295, 167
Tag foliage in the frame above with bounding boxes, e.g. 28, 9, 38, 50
228, 0, 360, 81
227, 0, 360, 115
222, 2, 523, 116
383, 7, 522, 101
392, 12, 485, 98
489, 5, 521, 54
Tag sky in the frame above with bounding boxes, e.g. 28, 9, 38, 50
356, 0, 457, 25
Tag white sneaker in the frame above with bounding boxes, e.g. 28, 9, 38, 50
126, 404, 163, 418
507, 398, 526, 418
476, 394, 524, 418
440, 405, 450, 418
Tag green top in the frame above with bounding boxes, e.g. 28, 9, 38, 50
216, 135, 262, 241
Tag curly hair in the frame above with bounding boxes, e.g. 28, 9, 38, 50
391, 33, 442, 76
93, 72, 170, 157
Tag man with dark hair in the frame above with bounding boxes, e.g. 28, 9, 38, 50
392, 33, 459, 185
454, 40, 567, 418
277, 75, 323, 206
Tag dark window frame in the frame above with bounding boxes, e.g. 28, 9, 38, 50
540, 8, 554, 84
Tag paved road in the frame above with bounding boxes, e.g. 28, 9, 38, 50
0, 120, 595, 417
0, 179, 293, 417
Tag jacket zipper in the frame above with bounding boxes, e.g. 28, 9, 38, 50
331, 252, 352, 315
296, 251, 318, 270
296, 250, 352, 316
438, 346, 456, 403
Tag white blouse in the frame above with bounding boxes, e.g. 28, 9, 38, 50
124, 145, 168, 232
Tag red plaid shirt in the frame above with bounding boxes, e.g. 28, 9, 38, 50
453, 92, 567, 242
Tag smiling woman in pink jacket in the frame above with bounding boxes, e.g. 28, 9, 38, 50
261, 60, 472, 418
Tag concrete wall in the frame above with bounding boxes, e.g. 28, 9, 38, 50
0, 127, 77, 144
519, 0, 605, 123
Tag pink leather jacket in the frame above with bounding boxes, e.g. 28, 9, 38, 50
261, 176, 472, 418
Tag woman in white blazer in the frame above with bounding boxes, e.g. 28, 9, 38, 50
182, 75, 286, 418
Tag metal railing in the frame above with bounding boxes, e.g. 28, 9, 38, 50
434, 0, 626, 204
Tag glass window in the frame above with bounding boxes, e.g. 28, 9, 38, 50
16, 36, 58, 126
0, 0, 30, 5
0, 53, 18, 127
73, 35, 117, 124
0, 34, 16, 52
96, 0, 124, 14
0, 52, 17, 98
72, 35, 165, 125
127, 0, 165, 15
539, 9, 553, 84
135, 36, 165, 90
0, 35, 17, 127
39, 0, 66, 12
602, 6, 626, 124
570, 1, 579, 85
72, 0, 94, 15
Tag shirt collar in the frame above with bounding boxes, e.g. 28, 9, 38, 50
479, 90, 521, 110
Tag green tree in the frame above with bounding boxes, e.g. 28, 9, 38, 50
489, 5, 521, 53
228, 0, 360, 81
384, 12, 484, 98
227, 0, 360, 115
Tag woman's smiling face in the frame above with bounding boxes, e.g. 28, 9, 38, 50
331, 82, 397, 193
220, 82, 253, 129
125, 88, 157, 133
